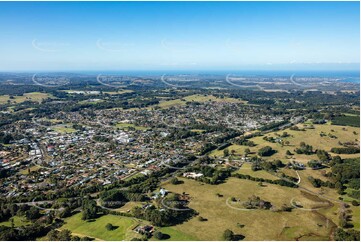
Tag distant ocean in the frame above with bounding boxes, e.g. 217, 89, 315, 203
76, 70, 360, 83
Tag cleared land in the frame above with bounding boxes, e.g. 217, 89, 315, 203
235, 163, 279, 181
155, 227, 198, 241
164, 122, 360, 240
157, 94, 247, 109
60, 212, 195, 241
212, 123, 360, 163
60, 213, 141, 241
0, 92, 53, 105
162, 177, 336, 241
52, 124, 77, 133
115, 123, 147, 130
19, 165, 42, 175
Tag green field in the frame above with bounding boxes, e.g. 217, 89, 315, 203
0, 216, 31, 227
61, 213, 141, 241
0, 92, 53, 105
332, 115, 360, 127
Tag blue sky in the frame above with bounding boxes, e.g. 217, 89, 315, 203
0, 1, 359, 71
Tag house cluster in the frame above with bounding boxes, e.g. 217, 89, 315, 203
287, 161, 306, 170
183, 172, 203, 179
0, 96, 291, 199
134, 225, 155, 236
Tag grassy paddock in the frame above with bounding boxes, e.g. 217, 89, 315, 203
162, 177, 335, 240
61, 213, 141, 241
0, 92, 53, 105
0, 216, 31, 227
154, 227, 198, 241
157, 94, 246, 109
214, 124, 360, 163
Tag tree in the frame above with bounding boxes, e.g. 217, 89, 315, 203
334, 228, 360, 241
223, 229, 234, 241
351, 200, 359, 206
223, 148, 230, 157
316, 150, 330, 162
170, 177, 180, 185
105, 223, 114, 231
81, 199, 98, 220
58, 229, 72, 241
47, 230, 59, 241
244, 148, 250, 156
153, 231, 164, 240
25, 207, 41, 220
58, 207, 72, 218
257, 146, 274, 156
47, 229, 72, 241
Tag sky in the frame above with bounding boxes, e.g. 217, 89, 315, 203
0, 1, 359, 71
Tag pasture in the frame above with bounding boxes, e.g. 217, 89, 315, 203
0, 92, 53, 105
162, 177, 336, 240
60, 213, 141, 241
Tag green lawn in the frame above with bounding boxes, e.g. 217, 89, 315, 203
61, 213, 140, 241
0, 216, 31, 227
155, 227, 198, 241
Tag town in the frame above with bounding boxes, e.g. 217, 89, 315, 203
0, 74, 359, 240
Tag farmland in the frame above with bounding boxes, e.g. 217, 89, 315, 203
162, 177, 336, 241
